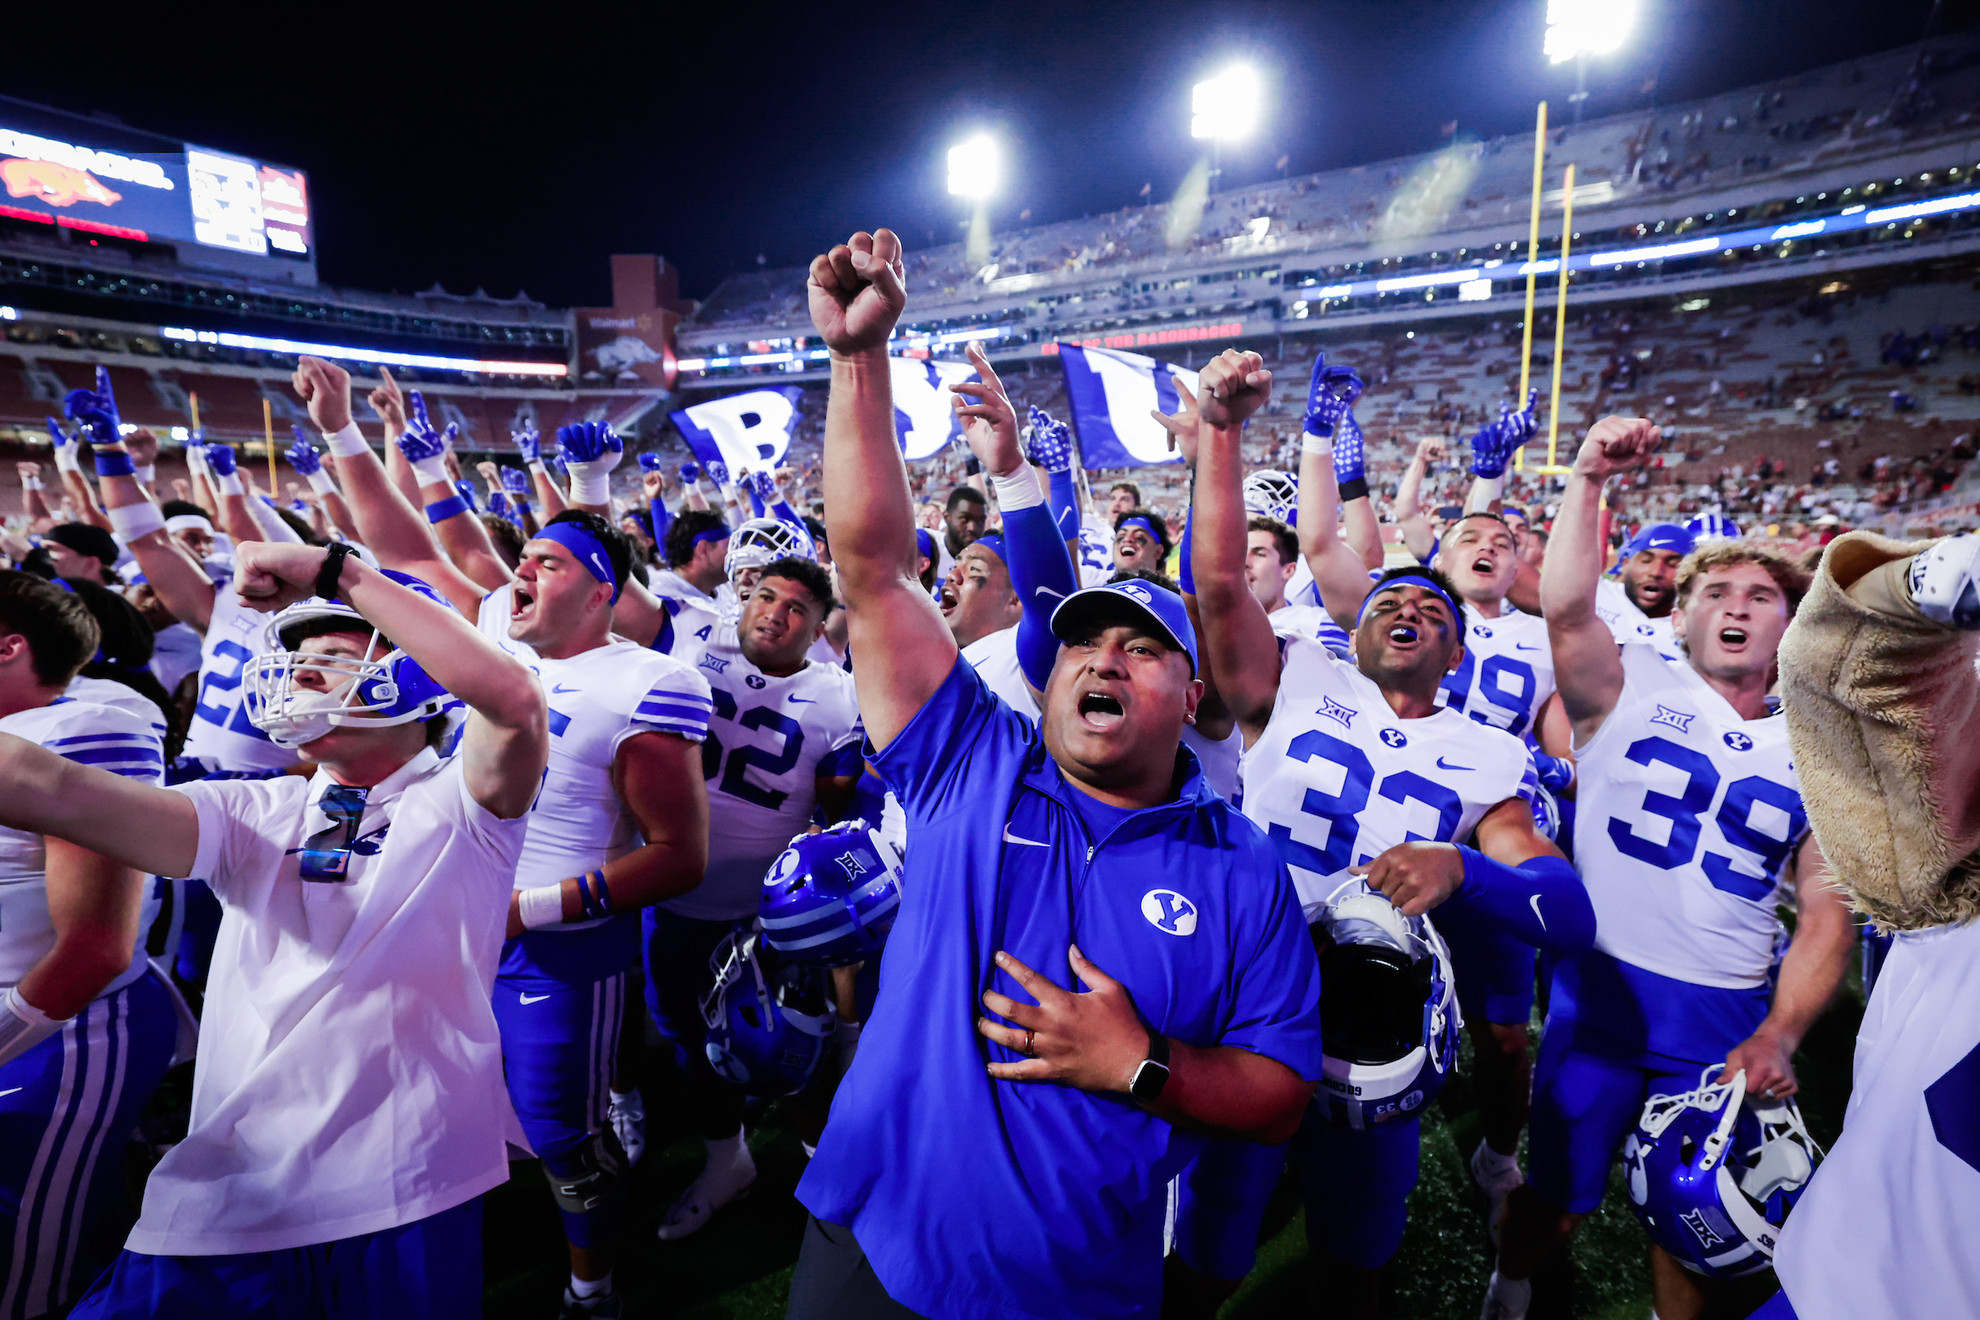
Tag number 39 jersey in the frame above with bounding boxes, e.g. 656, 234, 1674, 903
1572, 644, 1806, 989
184, 586, 298, 773
1438, 609, 1557, 737
659, 615, 864, 922
1240, 636, 1537, 921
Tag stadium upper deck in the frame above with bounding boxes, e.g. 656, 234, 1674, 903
678, 29, 1980, 381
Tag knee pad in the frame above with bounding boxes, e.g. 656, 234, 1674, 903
541, 1131, 627, 1217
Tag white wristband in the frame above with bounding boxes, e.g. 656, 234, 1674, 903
108, 499, 167, 542
0, 984, 67, 1069
135, 463, 156, 485
1467, 474, 1508, 512
184, 446, 209, 475
323, 423, 369, 458
215, 471, 245, 497
567, 469, 611, 506
517, 883, 566, 931
989, 464, 1045, 512
409, 456, 450, 488
306, 468, 338, 495
21, 476, 41, 491
1301, 431, 1334, 457
526, 459, 548, 474
53, 447, 81, 474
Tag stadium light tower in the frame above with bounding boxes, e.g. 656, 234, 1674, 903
947, 134, 1001, 200
1191, 65, 1263, 193
1543, 0, 1637, 122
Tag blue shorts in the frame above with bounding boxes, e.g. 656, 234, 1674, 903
1173, 1107, 1422, 1279
65, 1196, 482, 1320
2, 973, 177, 1320
641, 908, 743, 1077
1526, 951, 1766, 1215
1442, 919, 1538, 1026
492, 962, 626, 1163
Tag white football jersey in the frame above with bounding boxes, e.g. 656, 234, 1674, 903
1773, 919, 1980, 1319
961, 624, 1041, 722
183, 587, 298, 773
1571, 644, 1804, 989
1437, 608, 1557, 737
66, 674, 170, 744
663, 616, 864, 921
151, 620, 203, 693
1271, 603, 1349, 653
1240, 636, 1535, 919
1596, 577, 1677, 652
1285, 556, 1323, 610
0, 699, 164, 993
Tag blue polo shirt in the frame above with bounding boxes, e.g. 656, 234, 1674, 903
798, 658, 1323, 1320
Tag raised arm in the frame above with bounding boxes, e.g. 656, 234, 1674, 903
1296, 360, 1381, 633
1336, 413, 1386, 571
18, 458, 55, 531
236, 541, 548, 817
1188, 349, 1280, 739
813, 228, 956, 750
1541, 417, 1658, 741
289, 427, 359, 541
1392, 437, 1442, 563
397, 395, 513, 594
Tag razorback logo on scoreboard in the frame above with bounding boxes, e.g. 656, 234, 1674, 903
0, 158, 121, 208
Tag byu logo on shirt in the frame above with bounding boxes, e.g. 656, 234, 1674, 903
1380, 728, 1408, 749
1140, 889, 1198, 936
1723, 731, 1754, 752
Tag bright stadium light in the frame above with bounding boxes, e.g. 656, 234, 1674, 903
947, 135, 1001, 200
1191, 66, 1263, 141
1544, 0, 1637, 64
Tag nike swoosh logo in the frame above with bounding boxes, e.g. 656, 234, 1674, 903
1529, 895, 1547, 930
1003, 827, 1049, 847
551, 683, 579, 694
1514, 643, 1543, 652
1032, 586, 1066, 601
0, 1087, 21, 1098
519, 992, 552, 1005
1436, 757, 1475, 771
788, 695, 816, 704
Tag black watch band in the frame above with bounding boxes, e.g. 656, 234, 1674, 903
314, 542, 355, 602
1128, 1026, 1171, 1104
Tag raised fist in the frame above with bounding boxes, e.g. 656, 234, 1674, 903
1572, 416, 1661, 479
807, 229, 908, 356
292, 356, 355, 434
126, 428, 159, 468
1199, 349, 1272, 429
1301, 353, 1363, 439
638, 452, 664, 473
205, 443, 238, 477
680, 460, 702, 484
1025, 406, 1076, 473
287, 426, 323, 476
62, 366, 122, 444
704, 458, 730, 488
557, 421, 623, 469
499, 467, 532, 496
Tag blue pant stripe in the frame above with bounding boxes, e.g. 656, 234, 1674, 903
5, 997, 104, 1320
55, 994, 128, 1297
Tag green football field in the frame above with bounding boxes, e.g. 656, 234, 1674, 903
481, 961, 1867, 1319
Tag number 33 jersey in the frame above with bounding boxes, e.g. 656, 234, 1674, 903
662, 615, 863, 921
1240, 636, 1536, 921
1572, 644, 1805, 989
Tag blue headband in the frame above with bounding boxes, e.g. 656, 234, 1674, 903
534, 522, 621, 603
972, 532, 1007, 562
1357, 573, 1463, 628
1119, 516, 1159, 541
915, 528, 935, 559
690, 526, 730, 550
48, 578, 75, 594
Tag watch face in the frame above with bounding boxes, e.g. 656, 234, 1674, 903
1131, 1060, 1170, 1102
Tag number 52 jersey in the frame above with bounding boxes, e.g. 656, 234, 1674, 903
1240, 636, 1536, 921
1572, 644, 1806, 989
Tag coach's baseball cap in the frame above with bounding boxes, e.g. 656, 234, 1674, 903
1049, 578, 1199, 676
1626, 522, 1696, 558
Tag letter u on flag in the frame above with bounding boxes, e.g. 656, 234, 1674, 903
669, 388, 803, 473
890, 357, 980, 461
1056, 344, 1200, 467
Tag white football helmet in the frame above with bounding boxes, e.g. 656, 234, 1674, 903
725, 517, 816, 589
1242, 471, 1299, 524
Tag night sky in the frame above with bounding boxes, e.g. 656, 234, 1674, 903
7, 1, 1975, 306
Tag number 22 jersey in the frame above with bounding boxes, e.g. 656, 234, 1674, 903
1240, 635, 1535, 921
1571, 644, 1805, 989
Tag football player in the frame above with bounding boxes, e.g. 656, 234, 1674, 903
1596, 522, 1695, 651
1483, 418, 1853, 1320
0, 539, 548, 1319
0, 572, 173, 1320
1171, 350, 1593, 1319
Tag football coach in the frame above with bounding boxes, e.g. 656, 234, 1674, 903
788, 227, 1323, 1320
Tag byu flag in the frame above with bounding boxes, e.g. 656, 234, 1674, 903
1057, 344, 1200, 467
670, 388, 802, 473
891, 356, 979, 461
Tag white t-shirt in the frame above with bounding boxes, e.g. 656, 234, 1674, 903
961, 625, 1041, 722
1571, 644, 1803, 989
0, 699, 163, 995
131, 750, 527, 1255
1774, 919, 1980, 1318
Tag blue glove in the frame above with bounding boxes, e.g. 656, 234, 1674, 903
1534, 752, 1575, 795
499, 467, 532, 497
289, 498, 310, 516
286, 425, 322, 476
1468, 416, 1516, 480
512, 422, 541, 464
205, 443, 238, 478
454, 480, 481, 512
704, 458, 730, 488
487, 489, 517, 523
741, 468, 776, 502
1334, 410, 1367, 488
1302, 354, 1365, 439
638, 452, 663, 473
1507, 387, 1540, 446
557, 421, 624, 504
680, 461, 702, 484
61, 366, 122, 445
399, 395, 451, 484
44, 416, 84, 473
1024, 406, 1075, 472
